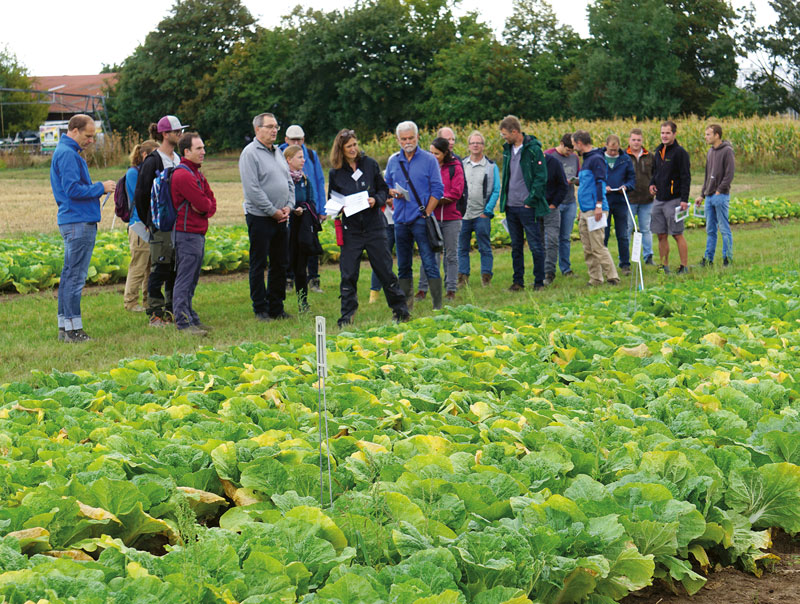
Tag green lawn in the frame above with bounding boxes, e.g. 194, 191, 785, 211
3, 218, 800, 384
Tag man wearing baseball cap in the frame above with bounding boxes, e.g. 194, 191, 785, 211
133, 115, 189, 326
279, 124, 327, 293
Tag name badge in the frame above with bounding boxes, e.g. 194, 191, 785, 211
352, 169, 363, 181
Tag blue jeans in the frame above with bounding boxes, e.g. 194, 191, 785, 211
395, 218, 440, 280
58, 221, 97, 330
371, 224, 395, 291
505, 206, 544, 286
603, 196, 630, 268
558, 202, 577, 274
457, 216, 493, 276
628, 203, 653, 260
704, 193, 732, 261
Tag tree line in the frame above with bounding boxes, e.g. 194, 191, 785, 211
3, 0, 799, 149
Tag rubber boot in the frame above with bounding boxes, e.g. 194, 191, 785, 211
429, 278, 443, 310
398, 278, 414, 311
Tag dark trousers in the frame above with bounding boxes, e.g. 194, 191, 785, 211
603, 197, 631, 268
339, 228, 407, 323
370, 224, 395, 291
147, 229, 175, 317
288, 215, 310, 309
506, 205, 545, 286
287, 255, 319, 283
173, 231, 205, 328
246, 213, 288, 316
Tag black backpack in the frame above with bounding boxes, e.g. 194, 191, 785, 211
448, 155, 469, 216
113, 169, 134, 222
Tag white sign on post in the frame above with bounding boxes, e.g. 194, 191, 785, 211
631, 232, 643, 263
316, 316, 328, 378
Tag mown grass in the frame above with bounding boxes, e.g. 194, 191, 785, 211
2, 219, 800, 384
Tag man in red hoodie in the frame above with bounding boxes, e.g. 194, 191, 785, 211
171, 132, 217, 335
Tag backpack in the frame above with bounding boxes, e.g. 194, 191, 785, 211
113, 170, 133, 222
448, 156, 469, 216
149, 164, 191, 232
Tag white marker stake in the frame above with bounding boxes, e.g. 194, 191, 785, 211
316, 316, 334, 508
631, 232, 642, 263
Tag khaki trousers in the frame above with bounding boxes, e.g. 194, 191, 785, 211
124, 228, 151, 309
579, 210, 618, 285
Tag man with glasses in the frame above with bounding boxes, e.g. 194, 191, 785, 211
239, 112, 295, 321
457, 130, 499, 287
280, 124, 327, 292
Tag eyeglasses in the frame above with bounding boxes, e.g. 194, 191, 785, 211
468, 141, 484, 146
340, 129, 356, 140
259, 124, 280, 131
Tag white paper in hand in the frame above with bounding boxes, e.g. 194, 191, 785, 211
586, 213, 608, 232
396, 184, 411, 201
675, 205, 690, 222
342, 191, 370, 217
325, 192, 345, 215
693, 203, 706, 218
631, 232, 643, 263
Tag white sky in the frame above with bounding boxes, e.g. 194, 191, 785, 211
1, 0, 777, 76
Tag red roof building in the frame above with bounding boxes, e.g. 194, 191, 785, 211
30, 74, 117, 120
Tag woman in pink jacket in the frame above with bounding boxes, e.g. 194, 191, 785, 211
417, 136, 464, 300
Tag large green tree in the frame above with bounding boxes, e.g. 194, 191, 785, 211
0, 47, 48, 137
742, 0, 800, 113
570, 0, 682, 118
108, 0, 256, 135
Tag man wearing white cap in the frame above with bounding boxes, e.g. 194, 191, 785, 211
279, 124, 327, 293
133, 114, 190, 326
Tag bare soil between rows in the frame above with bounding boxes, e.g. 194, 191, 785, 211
622, 531, 800, 604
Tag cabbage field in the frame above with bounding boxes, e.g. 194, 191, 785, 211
0, 266, 798, 603
1, 197, 798, 294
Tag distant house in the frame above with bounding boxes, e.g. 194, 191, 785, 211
30, 74, 117, 122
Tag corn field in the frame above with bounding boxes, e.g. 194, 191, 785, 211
358, 115, 800, 172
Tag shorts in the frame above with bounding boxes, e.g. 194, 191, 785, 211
651, 198, 685, 236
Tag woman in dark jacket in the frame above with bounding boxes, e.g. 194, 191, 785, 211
328, 129, 410, 327
285, 145, 320, 313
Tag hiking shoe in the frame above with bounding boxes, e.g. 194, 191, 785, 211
393, 312, 411, 323
620, 266, 631, 276
415, 290, 427, 300
644, 255, 654, 266
508, 283, 524, 292
193, 321, 213, 331
309, 278, 323, 293
446, 291, 456, 300
272, 311, 293, 321
481, 273, 492, 287
543, 272, 555, 286
369, 289, 380, 304
149, 315, 169, 328
533, 283, 544, 291
255, 312, 272, 322
457, 273, 469, 288
608, 278, 621, 285
676, 265, 689, 275
58, 327, 66, 341
562, 269, 574, 276
337, 316, 353, 328
700, 257, 713, 267
126, 304, 146, 312
723, 256, 731, 267
657, 265, 670, 275
179, 324, 208, 336
63, 328, 91, 343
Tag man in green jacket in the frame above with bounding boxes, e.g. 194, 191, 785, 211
499, 115, 549, 291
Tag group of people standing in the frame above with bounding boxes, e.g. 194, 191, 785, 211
50, 112, 736, 342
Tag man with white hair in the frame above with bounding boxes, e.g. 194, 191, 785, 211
384, 121, 445, 310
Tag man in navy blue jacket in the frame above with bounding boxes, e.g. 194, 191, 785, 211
50, 114, 116, 343
602, 135, 636, 274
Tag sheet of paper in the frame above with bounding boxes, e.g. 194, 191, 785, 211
342, 190, 370, 217
693, 203, 706, 218
395, 184, 411, 201
587, 213, 608, 231
325, 195, 345, 215
351, 168, 363, 181
631, 232, 642, 263
675, 205, 690, 222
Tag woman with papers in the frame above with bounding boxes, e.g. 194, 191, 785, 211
327, 129, 410, 327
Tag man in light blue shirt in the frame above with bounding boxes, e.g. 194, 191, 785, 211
385, 121, 444, 310
50, 114, 116, 343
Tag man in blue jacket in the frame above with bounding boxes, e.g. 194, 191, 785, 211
572, 130, 619, 286
50, 114, 116, 342
602, 135, 636, 274
280, 124, 327, 292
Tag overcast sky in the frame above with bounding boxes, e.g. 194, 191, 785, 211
1, 0, 777, 76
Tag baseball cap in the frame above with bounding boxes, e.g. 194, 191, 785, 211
285, 125, 305, 138
157, 115, 190, 133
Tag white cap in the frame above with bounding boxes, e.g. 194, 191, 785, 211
285, 125, 305, 138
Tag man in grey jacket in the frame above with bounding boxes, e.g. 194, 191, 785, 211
239, 112, 295, 321
696, 124, 735, 267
